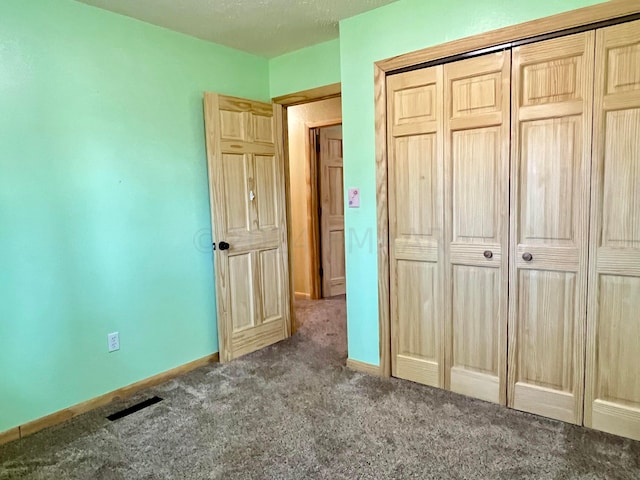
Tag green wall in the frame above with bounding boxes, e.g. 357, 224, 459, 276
0, 0, 269, 433
339, 0, 607, 365
269, 39, 341, 98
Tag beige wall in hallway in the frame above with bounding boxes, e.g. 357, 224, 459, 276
287, 97, 342, 298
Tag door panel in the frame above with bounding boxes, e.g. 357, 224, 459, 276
327, 167, 344, 215
452, 128, 499, 241
396, 260, 439, 385
259, 248, 282, 322
220, 110, 245, 140
521, 56, 583, 106
585, 20, 640, 441
254, 155, 278, 229
517, 271, 576, 392
222, 154, 251, 233
329, 232, 345, 278
393, 82, 437, 132
450, 266, 500, 402
388, 66, 445, 388
596, 276, 640, 401
204, 93, 290, 362
601, 109, 640, 248
520, 118, 580, 243
395, 135, 437, 238
228, 253, 254, 331
253, 114, 274, 143
444, 52, 510, 404
508, 32, 594, 424
319, 125, 345, 297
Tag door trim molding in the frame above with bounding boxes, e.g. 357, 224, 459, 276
347, 358, 383, 377
274, 103, 294, 339
376, 0, 640, 73
272, 83, 341, 107
374, 65, 391, 378
374, 0, 640, 379
307, 126, 322, 300
306, 118, 342, 128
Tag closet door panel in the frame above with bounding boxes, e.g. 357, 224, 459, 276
513, 269, 577, 422
444, 52, 510, 404
450, 265, 501, 402
388, 67, 445, 388
520, 117, 581, 245
508, 32, 594, 424
586, 20, 640, 441
395, 260, 439, 384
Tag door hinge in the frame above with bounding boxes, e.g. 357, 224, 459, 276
318, 206, 322, 218
315, 131, 321, 153
319, 267, 324, 277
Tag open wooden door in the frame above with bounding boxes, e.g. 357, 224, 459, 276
319, 125, 346, 297
204, 93, 291, 363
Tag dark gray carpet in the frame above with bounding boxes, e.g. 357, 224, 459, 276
1, 296, 639, 479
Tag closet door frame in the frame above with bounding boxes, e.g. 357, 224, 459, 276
373, 0, 640, 380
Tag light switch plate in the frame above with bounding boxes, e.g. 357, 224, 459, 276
348, 188, 360, 208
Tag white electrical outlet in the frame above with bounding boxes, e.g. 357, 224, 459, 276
108, 332, 120, 352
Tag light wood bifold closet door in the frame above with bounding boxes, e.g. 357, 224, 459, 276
508, 32, 595, 424
585, 20, 640, 442
388, 53, 510, 399
388, 66, 445, 387
443, 52, 510, 404
386, 17, 640, 441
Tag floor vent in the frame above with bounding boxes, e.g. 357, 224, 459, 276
107, 396, 163, 421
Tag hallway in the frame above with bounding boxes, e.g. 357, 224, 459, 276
1, 297, 638, 479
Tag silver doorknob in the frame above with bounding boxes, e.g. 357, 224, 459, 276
484, 250, 493, 259
522, 252, 533, 262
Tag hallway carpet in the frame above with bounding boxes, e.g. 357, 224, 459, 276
1, 296, 639, 479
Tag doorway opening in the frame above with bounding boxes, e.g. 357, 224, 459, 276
283, 96, 346, 335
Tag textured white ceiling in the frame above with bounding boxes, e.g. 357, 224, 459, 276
76, 0, 400, 58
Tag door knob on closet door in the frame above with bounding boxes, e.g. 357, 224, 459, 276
522, 252, 533, 262
483, 250, 493, 259
218, 241, 230, 251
